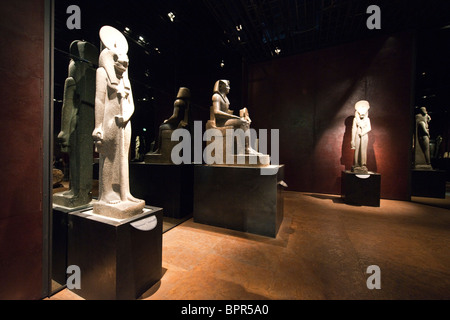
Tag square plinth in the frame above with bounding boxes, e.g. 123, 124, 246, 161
52, 203, 94, 287
129, 163, 193, 219
193, 165, 285, 238
411, 169, 446, 199
341, 171, 381, 207
67, 206, 163, 300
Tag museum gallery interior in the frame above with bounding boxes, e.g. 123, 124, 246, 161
0, 0, 450, 301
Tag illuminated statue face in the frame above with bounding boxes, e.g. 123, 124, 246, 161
219, 80, 230, 94
355, 101, 370, 120
99, 26, 129, 80
113, 51, 129, 78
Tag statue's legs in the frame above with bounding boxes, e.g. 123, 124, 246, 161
360, 134, 368, 167
153, 122, 176, 154
98, 150, 121, 204
123, 122, 141, 202
223, 118, 259, 154
419, 136, 431, 165
354, 135, 361, 167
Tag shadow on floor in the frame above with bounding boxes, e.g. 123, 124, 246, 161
304, 193, 354, 205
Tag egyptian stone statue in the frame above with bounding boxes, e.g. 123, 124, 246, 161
414, 107, 432, 169
145, 87, 191, 164
54, 40, 98, 208
206, 80, 269, 166
351, 100, 372, 173
92, 26, 145, 219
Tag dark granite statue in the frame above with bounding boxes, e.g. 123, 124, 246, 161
54, 40, 98, 208
145, 87, 191, 164
414, 107, 432, 170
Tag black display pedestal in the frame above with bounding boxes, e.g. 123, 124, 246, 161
67, 206, 163, 300
411, 169, 446, 199
193, 165, 285, 238
341, 171, 381, 207
129, 163, 193, 219
52, 204, 92, 288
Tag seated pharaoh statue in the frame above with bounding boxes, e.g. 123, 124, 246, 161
145, 87, 191, 164
206, 79, 270, 166
92, 26, 145, 219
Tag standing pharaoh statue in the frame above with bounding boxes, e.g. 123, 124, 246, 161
92, 26, 145, 219
414, 107, 432, 169
351, 100, 372, 173
54, 40, 98, 208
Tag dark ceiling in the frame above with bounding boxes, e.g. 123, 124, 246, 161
204, 0, 450, 62
53, 0, 450, 119
55, 0, 450, 64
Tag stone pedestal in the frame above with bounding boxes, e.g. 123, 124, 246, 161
411, 169, 446, 199
144, 130, 178, 164
67, 206, 163, 300
193, 165, 285, 238
341, 171, 381, 207
129, 163, 193, 219
52, 203, 93, 287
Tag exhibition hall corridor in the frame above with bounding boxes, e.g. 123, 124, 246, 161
48, 191, 450, 300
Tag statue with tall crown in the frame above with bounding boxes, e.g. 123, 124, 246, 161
92, 26, 145, 219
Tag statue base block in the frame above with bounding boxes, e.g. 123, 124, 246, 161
67, 206, 163, 300
227, 154, 271, 167
53, 191, 92, 208
52, 203, 94, 286
93, 199, 146, 220
129, 163, 193, 219
193, 164, 285, 238
411, 169, 446, 199
341, 171, 381, 207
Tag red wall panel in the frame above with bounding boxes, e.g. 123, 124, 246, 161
248, 33, 414, 200
0, 0, 45, 299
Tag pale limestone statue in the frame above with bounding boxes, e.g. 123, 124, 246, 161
414, 107, 432, 170
351, 100, 371, 173
54, 40, 98, 208
92, 26, 145, 219
145, 87, 190, 164
206, 80, 269, 166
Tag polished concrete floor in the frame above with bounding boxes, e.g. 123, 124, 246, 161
48, 191, 450, 300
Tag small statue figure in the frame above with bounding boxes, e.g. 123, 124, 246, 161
209, 79, 260, 155
92, 26, 145, 219
351, 100, 372, 173
53, 40, 98, 208
145, 87, 191, 164
414, 107, 432, 169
